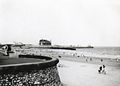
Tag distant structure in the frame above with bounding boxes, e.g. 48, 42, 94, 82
0, 44, 13, 56
39, 39, 51, 46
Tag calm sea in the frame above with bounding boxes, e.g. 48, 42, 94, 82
43, 47, 120, 59
76, 47, 120, 59
13, 47, 120, 59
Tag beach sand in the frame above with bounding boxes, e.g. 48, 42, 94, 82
51, 51, 120, 86
58, 60, 120, 86
58, 55, 120, 67
11, 49, 120, 86
36, 49, 120, 67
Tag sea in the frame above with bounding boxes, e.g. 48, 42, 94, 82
12, 47, 120, 59
76, 47, 120, 59
48, 47, 120, 59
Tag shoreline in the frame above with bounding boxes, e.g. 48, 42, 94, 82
57, 55, 120, 67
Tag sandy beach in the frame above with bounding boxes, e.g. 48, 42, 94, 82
58, 59, 120, 86
58, 55, 120, 67
51, 50, 120, 86
11, 49, 120, 86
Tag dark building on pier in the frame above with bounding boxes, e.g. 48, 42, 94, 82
39, 39, 51, 46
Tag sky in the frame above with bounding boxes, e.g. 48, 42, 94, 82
0, 0, 120, 46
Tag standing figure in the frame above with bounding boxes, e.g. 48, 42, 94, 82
101, 59, 103, 62
98, 66, 102, 74
102, 65, 106, 74
90, 58, 92, 61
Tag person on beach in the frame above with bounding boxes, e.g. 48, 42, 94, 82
90, 58, 92, 61
102, 65, 106, 74
98, 65, 106, 74
58, 55, 62, 58
86, 58, 88, 62
82, 54, 85, 58
101, 59, 103, 62
98, 66, 102, 74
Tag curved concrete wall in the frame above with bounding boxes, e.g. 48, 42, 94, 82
0, 55, 61, 86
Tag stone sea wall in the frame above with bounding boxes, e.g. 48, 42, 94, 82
0, 66, 61, 86
0, 55, 61, 86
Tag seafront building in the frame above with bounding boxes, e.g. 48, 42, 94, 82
39, 39, 51, 46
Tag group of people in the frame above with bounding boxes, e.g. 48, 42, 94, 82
98, 65, 106, 74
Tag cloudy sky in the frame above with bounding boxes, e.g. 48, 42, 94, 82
0, 0, 120, 46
